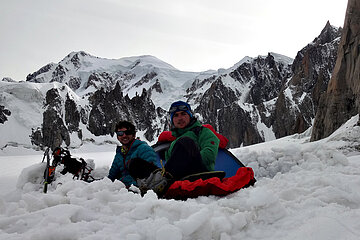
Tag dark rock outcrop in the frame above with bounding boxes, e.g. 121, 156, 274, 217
88, 83, 127, 136
246, 53, 291, 105
65, 94, 81, 133
217, 103, 263, 147
26, 63, 55, 83
193, 53, 292, 146
196, 77, 238, 125
42, 88, 70, 149
311, 0, 360, 141
0, 105, 11, 124
51, 65, 67, 83
133, 71, 158, 88
88, 83, 161, 142
150, 79, 163, 93
68, 76, 81, 90
86, 72, 115, 89
29, 88, 83, 149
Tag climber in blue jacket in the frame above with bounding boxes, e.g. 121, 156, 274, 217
108, 121, 157, 187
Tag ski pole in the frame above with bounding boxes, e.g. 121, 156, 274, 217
43, 148, 50, 193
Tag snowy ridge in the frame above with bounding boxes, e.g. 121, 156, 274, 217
0, 115, 360, 239
25, 51, 203, 110
25, 51, 293, 108
1, 50, 295, 149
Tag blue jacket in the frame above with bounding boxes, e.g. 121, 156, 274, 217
108, 139, 157, 187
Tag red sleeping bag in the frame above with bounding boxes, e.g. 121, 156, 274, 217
156, 124, 255, 199
164, 167, 255, 200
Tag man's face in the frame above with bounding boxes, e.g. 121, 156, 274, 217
116, 127, 135, 145
172, 111, 191, 129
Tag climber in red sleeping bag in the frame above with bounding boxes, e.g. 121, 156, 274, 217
133, 100, 255, 199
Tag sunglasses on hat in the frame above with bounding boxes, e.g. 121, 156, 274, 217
116, 130, 134, 136
169, 105, 190, 114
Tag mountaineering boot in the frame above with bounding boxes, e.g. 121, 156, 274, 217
137, 168, 173, 197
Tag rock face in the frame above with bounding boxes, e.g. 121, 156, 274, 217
272, 22, 342, 138
218, 103, 263, 147
29, 87, 82, 149
193, 53, 292, 147
311, 0, 360, 141
42, 88, 71, 149
26, 63, 56, 83
65, 94, 81, 133
88, 83, 164, 141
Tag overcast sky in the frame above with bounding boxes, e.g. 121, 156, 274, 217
1, 0, 348, 81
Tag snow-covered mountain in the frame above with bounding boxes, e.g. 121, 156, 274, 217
26, 52, 200, 110
0, 22, 341, 150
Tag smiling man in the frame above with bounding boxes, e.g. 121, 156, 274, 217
108, 121, 157, 187
130, 101, 221, 197
164, 101, 220, 179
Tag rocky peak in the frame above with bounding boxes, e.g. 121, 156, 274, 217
290, 23, 341, 93
311, 0, 360, 141
313, 21, 342, 46
247, 53, 292, 105
267, 22, 342, 139
292, 22, 342, 74
217, 103, 263, 148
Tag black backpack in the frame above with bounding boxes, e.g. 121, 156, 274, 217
52, 147, 95, 182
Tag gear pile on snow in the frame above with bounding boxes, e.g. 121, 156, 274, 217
42, 147, 95, 193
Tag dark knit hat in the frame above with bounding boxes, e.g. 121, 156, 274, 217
115, 121, 136, 135
169, 101, 193, 123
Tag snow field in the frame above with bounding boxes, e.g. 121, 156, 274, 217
1, 117, 360, 239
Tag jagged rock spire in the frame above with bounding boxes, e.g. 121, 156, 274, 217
311, 0, 360, 141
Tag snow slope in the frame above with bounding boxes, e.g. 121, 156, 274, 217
1, 115, 360, 239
